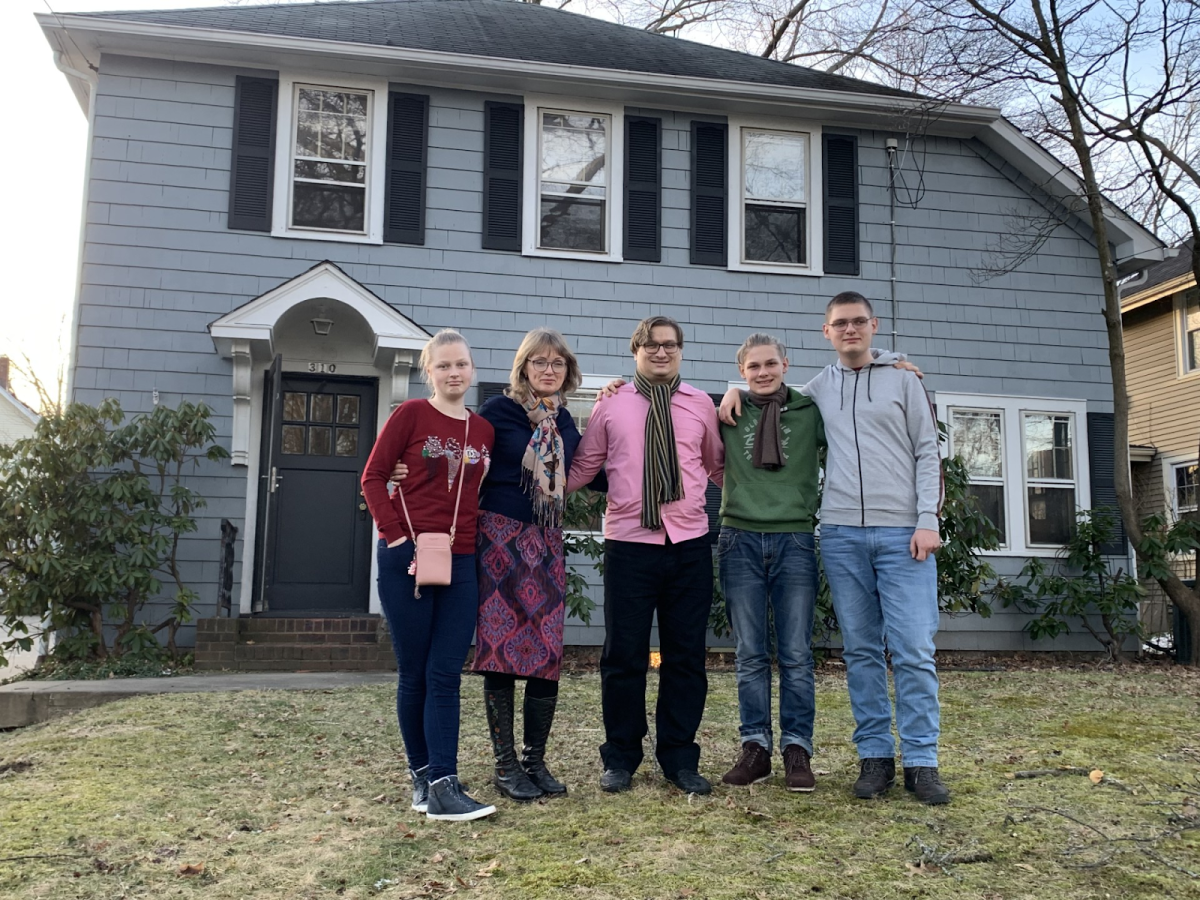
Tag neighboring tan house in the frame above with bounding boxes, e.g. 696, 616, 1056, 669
1121, 241, 1200, 634
36, 0, 1166, 665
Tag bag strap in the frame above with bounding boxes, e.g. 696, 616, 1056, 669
394, 411, 471, 546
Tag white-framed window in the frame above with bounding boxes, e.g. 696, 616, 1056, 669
728, 116, 823, 275
939, 392, 1091, 555
1172, 460, 1199, 516
272, 74, 389, 244
1177, 288, 1200, 377
523, 97, 624, 262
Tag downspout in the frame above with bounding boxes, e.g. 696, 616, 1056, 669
53, 51, 98, 407
886, 137, 898, 351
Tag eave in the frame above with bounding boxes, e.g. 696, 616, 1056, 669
1121, 272, 1196, 314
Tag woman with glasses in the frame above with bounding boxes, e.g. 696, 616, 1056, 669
393, 328, 602, 803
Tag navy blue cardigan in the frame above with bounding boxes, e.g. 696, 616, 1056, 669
477, 395, 605, 524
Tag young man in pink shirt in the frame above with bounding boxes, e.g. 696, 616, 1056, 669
567, 316, 724, 795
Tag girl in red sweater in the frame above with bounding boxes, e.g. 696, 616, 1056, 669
361, 329, 496, 822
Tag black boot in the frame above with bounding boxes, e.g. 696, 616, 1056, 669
521, 693, 567, 796
484, 686, 543, 802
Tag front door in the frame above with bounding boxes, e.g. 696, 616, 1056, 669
255, 373, 378, 613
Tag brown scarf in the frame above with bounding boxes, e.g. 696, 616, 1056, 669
521, 393, 566, 527
745, 384, 789, 470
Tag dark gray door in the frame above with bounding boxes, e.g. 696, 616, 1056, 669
255, 373, 378, 613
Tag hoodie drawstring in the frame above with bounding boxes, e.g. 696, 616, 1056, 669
839, 368, 846, 410
867, 365, 873, 403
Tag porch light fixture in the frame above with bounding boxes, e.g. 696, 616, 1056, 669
311, 305, 334, 336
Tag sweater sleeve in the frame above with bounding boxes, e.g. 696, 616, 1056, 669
903, 373, 943, 532
361, 403, 412, 545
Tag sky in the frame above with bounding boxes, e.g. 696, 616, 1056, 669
1, 0, 236, 410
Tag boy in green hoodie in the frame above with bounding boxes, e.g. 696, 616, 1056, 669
717, 333, 825, 791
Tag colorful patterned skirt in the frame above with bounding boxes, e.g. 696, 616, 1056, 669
472, 510, 566, 681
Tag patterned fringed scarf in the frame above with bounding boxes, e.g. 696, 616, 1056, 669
633, 371, 684, 530
521, 393, 566, 528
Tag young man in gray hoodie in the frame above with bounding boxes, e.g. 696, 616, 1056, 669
810, 290, 948, 804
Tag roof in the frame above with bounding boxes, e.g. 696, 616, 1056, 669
1121, 238, 1196, 311
0, 385, 40, 426
81, 0, 915, 99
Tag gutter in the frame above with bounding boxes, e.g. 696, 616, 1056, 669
53, 50, 98, 408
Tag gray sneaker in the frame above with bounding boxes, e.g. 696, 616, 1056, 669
426, 775, 497, 822
410, 765, 429, 813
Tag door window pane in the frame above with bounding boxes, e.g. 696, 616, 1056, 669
281, 425, 306, 455
336, 428, 359, 457
951, 410, 1003, 478
1024, 414, 1073, 480
310, 393, 333, 423
309, 427, 332, 456
1027, 486, 1075, 545
744, 204, 805, 264
283, 392, 307, 422
336, 395, 360, 424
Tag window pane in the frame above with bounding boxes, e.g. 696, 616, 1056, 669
950, 410, 1003, 478
295, 89, 368, 163
1187, 291, 1199, 370
1024, 413, 1073, 480
283, 392, 307, 422
540, 198, 605, 252
1027, 486, 1075, 545
281, 425, 306, 455
540, 113, 607, 189
337, 395, 360, 425
335, 427, 359, 457
294, 160, 365, 184
292, 182, 366, 231
744, 130, 806, 202
967, 483, 1006, 544
308, 427, 332, 456
568, 389, 600, 433
310, 394, 333, 423
1178, 464, 1199, 511
744, 204, 805, 264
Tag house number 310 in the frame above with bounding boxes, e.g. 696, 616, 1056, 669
308, 362, 336, 373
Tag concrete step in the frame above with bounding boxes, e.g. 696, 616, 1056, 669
194, 616, 396, 672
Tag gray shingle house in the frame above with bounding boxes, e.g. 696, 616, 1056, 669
39, 0, 1165, 662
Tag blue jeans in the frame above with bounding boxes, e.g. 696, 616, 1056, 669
718, 528, 817, 755
819, 525, 940, 768
376, 539, 479, 781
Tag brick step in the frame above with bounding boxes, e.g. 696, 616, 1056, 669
194, 616, 396, 672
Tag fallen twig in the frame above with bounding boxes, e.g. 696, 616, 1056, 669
0, 853, 86, 863
1011, 767, 1093, 779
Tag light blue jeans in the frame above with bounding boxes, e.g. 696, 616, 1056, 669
819, 524, 940, 768
718, 527, 817, 755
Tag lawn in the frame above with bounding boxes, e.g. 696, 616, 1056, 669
1, 666, 1197, 900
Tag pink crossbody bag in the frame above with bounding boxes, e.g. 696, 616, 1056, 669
394, 413, 470, 598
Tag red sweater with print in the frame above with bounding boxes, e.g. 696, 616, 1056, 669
361, 399, 494, 553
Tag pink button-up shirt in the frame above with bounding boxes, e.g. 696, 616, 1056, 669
566, 382, 724, 545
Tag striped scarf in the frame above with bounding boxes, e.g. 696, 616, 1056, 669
633, 371, 684, 530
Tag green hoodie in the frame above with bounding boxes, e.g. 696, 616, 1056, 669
719, 386, 826, 533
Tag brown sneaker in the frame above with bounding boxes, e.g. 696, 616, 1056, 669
782, 745, 816, 792
721, 742, 771, 786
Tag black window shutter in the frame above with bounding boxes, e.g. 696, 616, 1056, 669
384, 92, 428, 245
229, 75, 278, 232
483, 101, 523, 251
691, 121, 727, 266
1087, 411, 1128, 556
624, 115, 662, 262
477, 381, 508, 410
823, 133, 859, 275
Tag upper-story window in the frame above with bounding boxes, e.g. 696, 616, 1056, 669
1180, 288, 1200, 376
522, 97, 624, 262
271, 75, 389, 244
1175, 462, 1199, 516
727, 117, 824, 275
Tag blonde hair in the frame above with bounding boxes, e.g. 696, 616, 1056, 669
418, 329, 473, 389
736, 333, 788, 366
507, 328, 582, 403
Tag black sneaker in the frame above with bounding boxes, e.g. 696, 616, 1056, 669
425, 775, 497, 822
904, 766, 951, 805
852, 757, 896, 799
600, 768, 633, 793
782, 745, 816, 793
410, 765, 429, 813
665, 769, 712, 795
721, 742, 772, 786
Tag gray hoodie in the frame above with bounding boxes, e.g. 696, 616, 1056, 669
801, 351, 942, 532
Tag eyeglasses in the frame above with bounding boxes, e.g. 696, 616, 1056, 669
528, 358, 568, 372
827, 317, 874, 332
641, 341, 681, 354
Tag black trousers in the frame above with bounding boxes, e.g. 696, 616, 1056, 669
599, 536, 712, 777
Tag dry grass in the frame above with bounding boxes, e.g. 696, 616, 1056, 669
1, 667, 1198, 899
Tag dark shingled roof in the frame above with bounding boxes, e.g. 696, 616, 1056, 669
1122, 237, 1196, 298
82, 0, 917, 99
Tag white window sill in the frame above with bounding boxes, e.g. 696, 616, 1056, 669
523, 246, 623, 264
271, 227, 382, 246
728, 259, 823, 277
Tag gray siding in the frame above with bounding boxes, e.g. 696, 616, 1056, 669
73, 54, 1117, 651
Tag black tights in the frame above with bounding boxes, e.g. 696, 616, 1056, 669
483, 672, 558, 701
